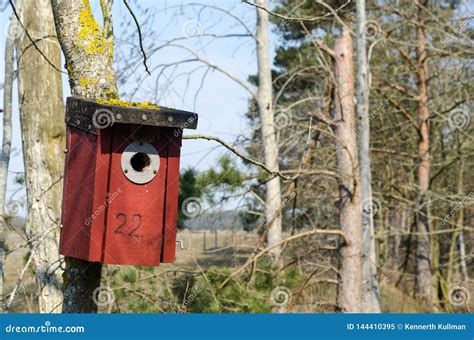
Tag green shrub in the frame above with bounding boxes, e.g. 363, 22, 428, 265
170, 259, 305, 313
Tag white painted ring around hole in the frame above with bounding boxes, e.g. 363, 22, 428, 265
121, 142, 160, 184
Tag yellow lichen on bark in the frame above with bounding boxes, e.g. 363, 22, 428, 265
97, 98, 161, 110
78, 77, 98, 87
78, 0, 107, 55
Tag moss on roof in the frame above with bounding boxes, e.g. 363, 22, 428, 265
96, 99, 160, 110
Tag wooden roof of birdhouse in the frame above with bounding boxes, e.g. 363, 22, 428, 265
65, 96, 198, 134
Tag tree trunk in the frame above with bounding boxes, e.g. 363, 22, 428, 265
50, 0, 119, 313
332, 26, 363, 313
414, 0, 433, 307
455, 137, 468, 286
457, 229, 468, 285
355, 0, 381, 313
16, 0, 64, 313
387, 208, 402, 271
0, 11, 17, 313
452, 147, 468, 286
255, 0, 282, 263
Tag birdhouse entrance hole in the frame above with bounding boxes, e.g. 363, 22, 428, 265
120, 142, 160, 184
131, 152, 151, 172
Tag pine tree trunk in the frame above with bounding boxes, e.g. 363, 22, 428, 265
414, 0, 433, 307
16, 0, 65, 313
50, 0, 118, 313
355, 0, 381, 313
255, 0, 282, 262
333, 26, 363, 313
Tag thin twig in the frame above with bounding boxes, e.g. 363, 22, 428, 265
314, 40, 336, 59
8, 0, 65, 74
4, 225, 57, 311
307, 110, 335, 126
183, 134, 291, 180
4, 250, 34, 310
219, 228, 348, 289
123, 0, 151, 76
242, 0, 352, 23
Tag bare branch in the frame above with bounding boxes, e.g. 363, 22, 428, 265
308, 111, 335, 126
8, 0, 65, 74
219, 228, 349, 289
242, 0, 352, 23
4, 226, 57, 310
122, 0, 150, 76
314, 39, 336, 59
183, 134, 289, 180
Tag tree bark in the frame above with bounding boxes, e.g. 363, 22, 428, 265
332, 26, 363, 313
414, 0, 434, 307
451, 145, 468, 286
16, 0, 64, 313
387, 208, 402, 271
50, 0, 119, 313
255, 0, 282, 263
0, 11, 17, 313
457, 228, 468, 286
355, 0, 381, 313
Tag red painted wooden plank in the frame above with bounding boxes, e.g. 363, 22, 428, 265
60, 127, 99, 261
161, 128, 182, 263
60, 127, 71, 230
89, 128, 113, 260
102, 124, 167, 266
60, 127, 113, 262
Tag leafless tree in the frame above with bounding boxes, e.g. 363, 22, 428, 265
14, 0, 64, 313
50, 0, 118, 313
355, 0, 381, 313
0, 7, 17, 313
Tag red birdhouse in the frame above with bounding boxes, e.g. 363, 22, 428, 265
60, 97, 198, 266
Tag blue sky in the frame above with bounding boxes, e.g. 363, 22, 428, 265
0, 0, 280, 212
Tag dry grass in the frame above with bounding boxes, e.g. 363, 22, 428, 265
3, 228, 471, 313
